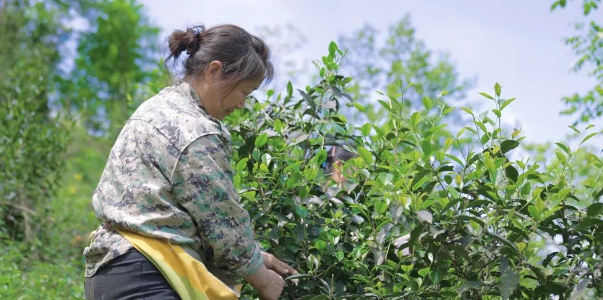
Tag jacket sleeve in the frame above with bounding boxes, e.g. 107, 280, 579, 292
171, 134, 263, 279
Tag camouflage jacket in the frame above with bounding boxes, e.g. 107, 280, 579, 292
83, 81, 263, 280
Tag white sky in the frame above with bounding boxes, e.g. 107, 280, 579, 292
140, 0, 602, 147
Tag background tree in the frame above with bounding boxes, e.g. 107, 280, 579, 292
62, 0, 170, 136
551, 0, 603, 124
338, 16, 473, 124
0, 0, 73, 242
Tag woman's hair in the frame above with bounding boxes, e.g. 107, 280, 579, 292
324, 145, 358, 174
166, 24, 274, 86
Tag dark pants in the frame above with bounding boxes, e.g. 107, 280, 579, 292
85, 249, 182, 300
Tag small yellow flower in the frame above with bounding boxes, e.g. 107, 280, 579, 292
69, 186, 77, 194
74, 174, 83, 181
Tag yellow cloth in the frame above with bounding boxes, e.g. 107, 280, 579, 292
117, 229, 241, 300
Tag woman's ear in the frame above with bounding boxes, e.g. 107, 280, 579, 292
205, 61, 223, 83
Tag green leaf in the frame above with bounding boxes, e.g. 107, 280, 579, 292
476, 121, 488, 134
438, 165, 454, 173
505, 226, 530, 241
441, 198, 461, 215
274, 119, 283, 134
255, 133, 269, 148
410, 111, 421, 128
374, 201, 388, 215
442, 106, 455, 115
357, 147, 374, 165
568, 125, 580, 134
287, 81, 293, 98
236, 158, 249, 173
500, 269, 519, 300
418, 267, 430, 278
353, 102, 366, 112
500, 98, 516, 110
534, 282, 568, 295
492, 109, 501, 118
361, 123, 372, 137
300, 90, 317, 111
315, 240, 327, 252
422, 96, 433, 110
412, 177, 430, 191
528, 205, 541, 220
378, 100, 392, 113
408, 224, 424, 250
421, 140, 432, 155
429, 271, 442, 283
501, 140, 520, 154
587, 203, 603, 217
479, 92, 494, 100
555, 151, 566, 163
494, 83, 502, 97
411, 170, 431, 191
460, 281, 483, 293
331, 86, 342, 98
505, 165, 519, 183
328, 41, 337, 58
555, 142, 571, 155
580, 132, 597, 145
295, 206, 309, 218
577, 217, 603, 230
427, 124, 448, 136
313, 149, 327, 166
460, 107, 474, 116
438, 90, 448, 99
488, 233, 519, 254
584, 2, 592, 14
457, 215, 485, 227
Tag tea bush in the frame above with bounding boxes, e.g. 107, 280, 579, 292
229, 42, 603, 299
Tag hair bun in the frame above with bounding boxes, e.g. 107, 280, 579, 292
167, 25, 206, 61
185, 27, 203, 56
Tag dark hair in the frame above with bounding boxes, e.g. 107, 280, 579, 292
166, 24, 274, 86
324, 145, 358, 174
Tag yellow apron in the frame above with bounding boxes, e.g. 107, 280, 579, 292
117, 230, 241, 300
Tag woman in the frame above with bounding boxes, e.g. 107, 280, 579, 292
83, 24, 296, 300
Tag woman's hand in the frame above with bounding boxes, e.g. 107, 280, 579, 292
262, 252, 298, 277
245, 264, 285, 300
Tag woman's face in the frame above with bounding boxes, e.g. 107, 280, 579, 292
195, 61, 262, 120
207, 79, 260, 120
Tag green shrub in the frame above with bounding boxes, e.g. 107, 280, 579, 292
0, 0, 71, 242
229, 42, 603, 299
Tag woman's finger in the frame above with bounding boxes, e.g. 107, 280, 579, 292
276, 259, 298, 275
